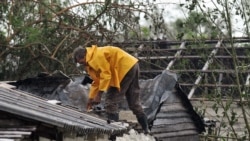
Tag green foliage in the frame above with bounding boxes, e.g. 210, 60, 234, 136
174, 11, 219, 40
0, 0, 170, 80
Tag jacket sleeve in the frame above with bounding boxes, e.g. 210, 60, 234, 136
89, 81, 99, 99
96, 55, 111, 91
86, 67, 100, 99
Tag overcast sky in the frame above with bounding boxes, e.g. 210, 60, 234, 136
73, 0, 245, 37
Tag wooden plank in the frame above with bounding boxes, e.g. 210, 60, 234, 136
156, 134, 199, 141
179, 83, 246, 87
0, 134, 23, 138
156, 111, 190, 118
141, 69, 250, 73
172, 69, 250, 73
166, 42, 186, 70
188, 40, 222, 99
161, 102, 184, 107
153, 129, 198, 138
138, 55, 249, 60
153, 117, 194, 125
151, 122, 197, 133
116, 38, 250, 47
159, 104, 186, 112
0, 131, 31, 135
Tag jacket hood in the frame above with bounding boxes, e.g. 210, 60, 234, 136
86, 45, 97, 62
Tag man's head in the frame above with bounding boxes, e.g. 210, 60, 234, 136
72, 46, 87, 65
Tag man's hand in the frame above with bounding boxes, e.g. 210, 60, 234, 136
87, 91, 104, 112
87, 98, 94, 112
93, 91, 103, 104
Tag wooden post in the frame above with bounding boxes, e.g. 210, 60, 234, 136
166, 42, 186, 70
188, 40, 222, 99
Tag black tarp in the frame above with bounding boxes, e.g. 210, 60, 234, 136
139, 70, 178, 123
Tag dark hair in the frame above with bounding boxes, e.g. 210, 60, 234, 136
72, 46, 86, 63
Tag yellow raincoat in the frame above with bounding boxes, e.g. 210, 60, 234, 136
85, 45, 138, 99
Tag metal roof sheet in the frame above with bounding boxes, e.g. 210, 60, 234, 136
0, 82, 128, 135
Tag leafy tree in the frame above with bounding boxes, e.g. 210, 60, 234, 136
174, 11, 219, 40
181, 0, 250, 140
0, 0, 169, 80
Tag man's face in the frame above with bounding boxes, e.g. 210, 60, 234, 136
77, 57, 86, 65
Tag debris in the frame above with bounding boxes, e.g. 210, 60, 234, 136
116, 129, 156, 141
46, 100, 61, 105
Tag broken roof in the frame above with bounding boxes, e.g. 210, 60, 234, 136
0, 82, 128, 135
0, 70, 205, 140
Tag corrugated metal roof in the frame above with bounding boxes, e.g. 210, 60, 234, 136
149, 84, 205, 141
151, 102, 199, 139
0, 82, 128, 135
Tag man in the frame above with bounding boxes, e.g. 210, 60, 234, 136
72, 45, 150, 134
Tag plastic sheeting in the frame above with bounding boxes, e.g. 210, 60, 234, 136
139, 70, 178, 123
10, 71, 89, 111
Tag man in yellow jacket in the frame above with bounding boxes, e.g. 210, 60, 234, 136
73, 45, 150, 134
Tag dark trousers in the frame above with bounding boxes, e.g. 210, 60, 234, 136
105, 63, 145, 118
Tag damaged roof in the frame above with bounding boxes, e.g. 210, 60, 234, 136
0, 69, 205, 140
0, 82, 128, 135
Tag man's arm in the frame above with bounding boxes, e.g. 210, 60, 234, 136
96, 57, 111, 92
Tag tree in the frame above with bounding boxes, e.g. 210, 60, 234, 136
174, 11, 219, 40
181, 0, 250, 140
0, 0, 168, 80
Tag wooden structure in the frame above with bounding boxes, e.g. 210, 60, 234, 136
115, 38, 250, 140
116, 38, 250, 98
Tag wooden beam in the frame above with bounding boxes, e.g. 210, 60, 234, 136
179, 83, 247, 87
0, 134, 23, 138
166, 42, 186, 70
188, 40, 222, 99
0, 131, 31, 135
138, 55, 250, 60
141, 69, 250, 73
